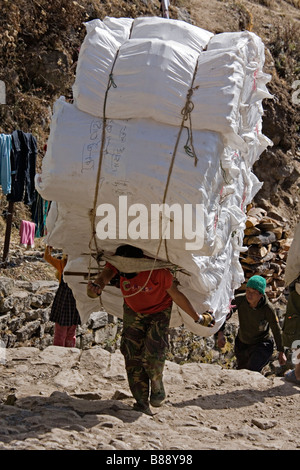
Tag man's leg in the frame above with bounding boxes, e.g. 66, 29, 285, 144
120, 305, 151, 409
143, 308, 171, 407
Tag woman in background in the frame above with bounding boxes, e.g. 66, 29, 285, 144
44, 245, 81, 347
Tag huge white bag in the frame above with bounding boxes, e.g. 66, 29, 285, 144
72, 19, 271, 150
37, 17, 273, 335
36, 97, 234, 257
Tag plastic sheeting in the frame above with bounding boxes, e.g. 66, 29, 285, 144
36, 17, 273, 336
72, 18, 271, 149
285, 221, 300, 287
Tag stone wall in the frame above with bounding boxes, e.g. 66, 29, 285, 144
1, 275, 289, 376
0, 276, 119, 351
0, 276, 237, 368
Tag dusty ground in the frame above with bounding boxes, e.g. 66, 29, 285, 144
0, 346, 299, 451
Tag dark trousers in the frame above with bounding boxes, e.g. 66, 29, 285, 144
235, 336, 274, 372
120, 303, 171, 405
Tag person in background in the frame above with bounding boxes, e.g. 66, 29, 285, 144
217, 275, 286, 373
44, 245, 81, 347
282, 221, 300, 384
87, 244, 215, 415
282, 286, 300, 384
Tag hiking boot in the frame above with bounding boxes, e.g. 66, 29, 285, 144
150, 379, 166, 407
132, 401, 153, 416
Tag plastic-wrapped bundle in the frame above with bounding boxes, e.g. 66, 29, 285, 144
72, 18, 267, 148
72, 17, 212, 121
36, 97, 232, 257
130, 16, 213, 52
45, 198, 247, 335
42, 137, 251, 336
37, 17, 273, 335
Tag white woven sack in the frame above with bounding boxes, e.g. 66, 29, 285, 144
72, 18, 264, 148
285, 221, 300, 286
39, 20, 273, 335
62, 227, 245, 336
130, 16, 213, 52
73, 17, 212, 120
36, 97, 234, 257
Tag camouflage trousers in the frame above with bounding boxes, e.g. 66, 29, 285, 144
120, 303, 172, 405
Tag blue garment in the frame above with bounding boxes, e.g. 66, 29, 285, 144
0, 134, 12, 195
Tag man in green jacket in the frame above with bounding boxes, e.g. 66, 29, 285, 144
218, 275, 287, 372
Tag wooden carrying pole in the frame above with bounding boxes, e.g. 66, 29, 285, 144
160, 0, 170, 18
2, 200, 14, 263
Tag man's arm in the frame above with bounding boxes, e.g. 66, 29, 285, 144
87, 266, 116, 298
166, 281, 215, 327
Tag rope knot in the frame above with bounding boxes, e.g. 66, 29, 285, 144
180, 84, 199, 167
108, 73, 117, 89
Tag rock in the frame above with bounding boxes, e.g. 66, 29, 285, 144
89, 311, 108, 329
251, 418, 278, 430
0, 277, 15, 296
34, 346, 81, 367
53, 369, 84, 389
239, 206, 291, 302
16, 320, 41, 341
73, 392, 102, 400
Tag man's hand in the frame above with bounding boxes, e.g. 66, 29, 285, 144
87, 281, 103, 298
201, 311, 215, 327
86, 266, 116, 298
194, 310, 215, 327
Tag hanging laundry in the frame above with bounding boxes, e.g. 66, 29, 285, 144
20, 220, 36, 248
7, 130, 37, 205
30, 191, 49, 238
0, 134, 12, 195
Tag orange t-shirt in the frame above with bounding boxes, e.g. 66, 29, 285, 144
107, 263, 173, 314
44, 248, 67, 282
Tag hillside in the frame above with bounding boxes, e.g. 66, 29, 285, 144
0, 0, 299, 231
0, 0, 300, 452
0, 0, 299, 281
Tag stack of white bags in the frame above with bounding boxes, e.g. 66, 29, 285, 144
35, 16, 272, 336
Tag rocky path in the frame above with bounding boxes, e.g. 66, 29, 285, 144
0, 346, 299, 451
